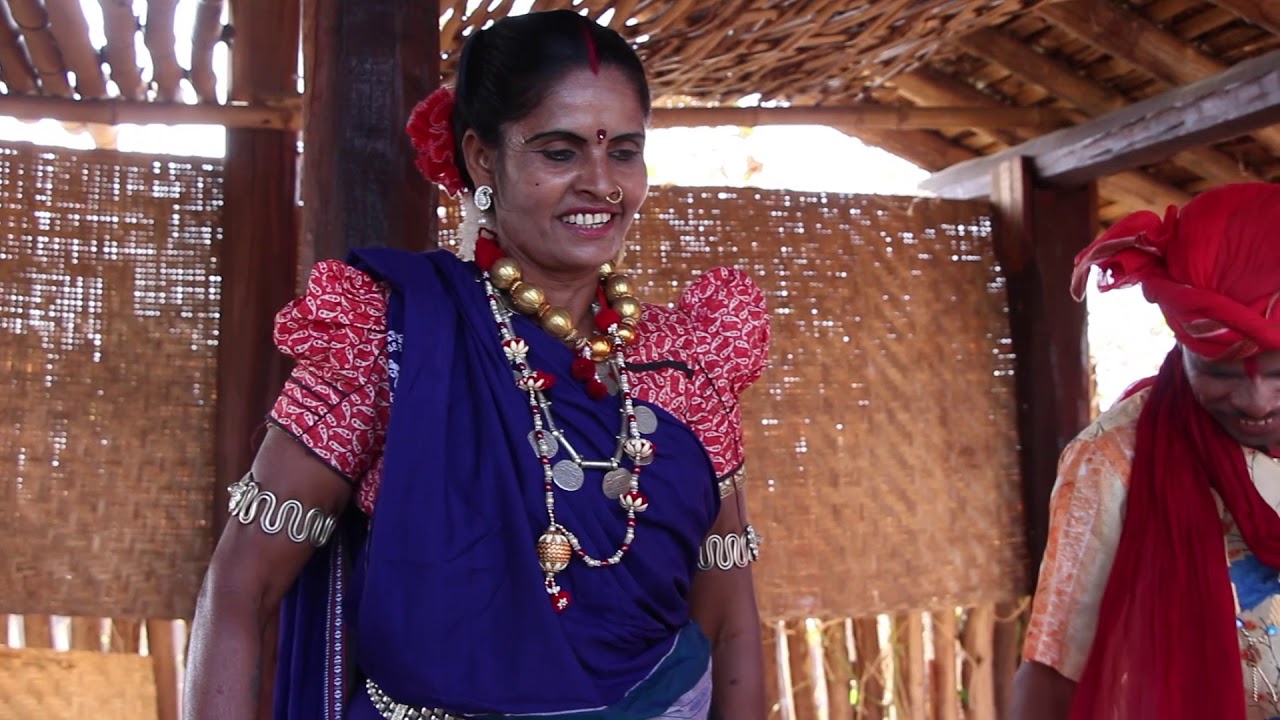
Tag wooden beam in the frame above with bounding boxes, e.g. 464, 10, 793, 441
1038, 0, 1280, 154
190, 0, 225, 103
896, 67, 1190, 213
97, 0, 145, 100
0, 94, 301, 129
957, 27, 1260, 186
6, 0, 73, 96
302, 0, 438, 263
1037, 0, 1223, 85
144, 0, 184, 103
840, 126, 980, 171
649, 104, 1073, 130
45, 0, 109, 99
922, 49, 1280, 197
990, 157, 1094, 588
0, 1, 39, 94
1209, 0, 1280, 36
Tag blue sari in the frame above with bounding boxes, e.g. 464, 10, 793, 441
273, 249, 721, 719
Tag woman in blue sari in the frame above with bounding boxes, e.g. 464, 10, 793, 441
185, 10, 769, 719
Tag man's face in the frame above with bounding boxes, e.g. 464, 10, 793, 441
1185, 348, 1280, 453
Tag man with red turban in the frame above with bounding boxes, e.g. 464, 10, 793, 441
1012, 183, 1280, 719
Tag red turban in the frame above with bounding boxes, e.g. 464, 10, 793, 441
1071, 182, 1280, 360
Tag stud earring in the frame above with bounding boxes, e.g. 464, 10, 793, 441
474, 185, 494, 212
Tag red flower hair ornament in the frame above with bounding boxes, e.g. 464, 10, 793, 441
406, 86, 466, 197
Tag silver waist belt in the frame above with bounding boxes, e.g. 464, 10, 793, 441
366, 679, 468, 720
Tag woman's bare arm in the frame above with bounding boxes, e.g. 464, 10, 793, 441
689, 488, 766, 720
184, 428, 353, 720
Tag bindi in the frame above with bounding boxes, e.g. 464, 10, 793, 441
1245, 356, 1260, 380
596, 128, 606, 145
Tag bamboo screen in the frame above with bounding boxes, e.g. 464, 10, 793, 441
0, 141, 220, 619
443, 189, 1024, 619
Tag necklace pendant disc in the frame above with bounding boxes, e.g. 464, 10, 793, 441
553, 460, 585, 491
601, 468, 633, 499
528, 431, 559, 458
633, 405, 658, 435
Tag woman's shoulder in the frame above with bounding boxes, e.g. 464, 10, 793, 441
636, 267, 770, 394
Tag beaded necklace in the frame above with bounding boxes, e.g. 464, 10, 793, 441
475, 231, 653, 612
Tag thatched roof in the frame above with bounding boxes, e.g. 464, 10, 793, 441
0, 0, 1277, 220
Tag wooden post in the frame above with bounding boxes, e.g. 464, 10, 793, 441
217, 1, 301, 719
990, 157, 1095, 586
301, 0, 439, 265
931, 610, 960, 720
852, 617, 886, 720
962, 605, 996, 720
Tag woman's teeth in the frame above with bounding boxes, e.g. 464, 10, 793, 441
562, 212, 611, 228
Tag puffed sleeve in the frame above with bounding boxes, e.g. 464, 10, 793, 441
269, 260, 392, 494
679, 267, 771, 480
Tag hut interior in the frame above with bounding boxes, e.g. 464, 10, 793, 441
1, 1, 1278, 718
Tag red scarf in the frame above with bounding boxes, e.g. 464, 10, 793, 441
1068, 183, 1280, 717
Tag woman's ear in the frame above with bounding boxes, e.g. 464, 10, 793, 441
461, 129, 496, 189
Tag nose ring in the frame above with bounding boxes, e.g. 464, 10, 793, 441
605, 186, 623, 204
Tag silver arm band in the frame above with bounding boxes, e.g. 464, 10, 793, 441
227, 472, 338, 547
697, 524, 762, 571
717, 468, 747, 499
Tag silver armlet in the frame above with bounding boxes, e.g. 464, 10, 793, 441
717, 468, 747, 499
227, 472, 338, 547
697, 524, 762, 571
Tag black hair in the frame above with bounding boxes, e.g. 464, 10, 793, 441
451, 10, 651, 190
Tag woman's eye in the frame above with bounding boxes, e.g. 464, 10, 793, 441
541, 149, 575, 162
611, 149, 641, 162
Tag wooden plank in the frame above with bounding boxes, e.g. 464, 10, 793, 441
96, 0, 146, 99
1037, 0, 1280, 155
0, 647, 156, 717
0, 1, 39, 94
992, 601, 1026, 720
68, 616, 104, 652
825, 619, 856, 720
6, 0, 73, 96
109, 618, 142, 653
956, 27, 1260, 187
0, 94, 301, 129
904, 66, 1189, 212
852, 617, 886, 720
922, 50, 1280, 198
146, 0, 196, 102
961, 605, 996, 720
22, 614, 53, 649
301, 0, 439, 264
1210, 0, 1280, 35
894, 613, 927, 720
146, 619, 181, 720
650, 104, 1073, 130
45, 0, 109, 98
1038, 0, 1224, 84
839, 127, 979, 171
763, 620, 782, 719
932, 610, 960, 720
776, 620, 799, 720
190, 0, 224, 102
788, 621, 818, 720
989, 157, 1094, 580
1034, 52, 1280, 187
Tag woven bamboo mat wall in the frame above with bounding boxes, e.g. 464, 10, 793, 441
442, 187, 1025, 619
0, 141, 220, 619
